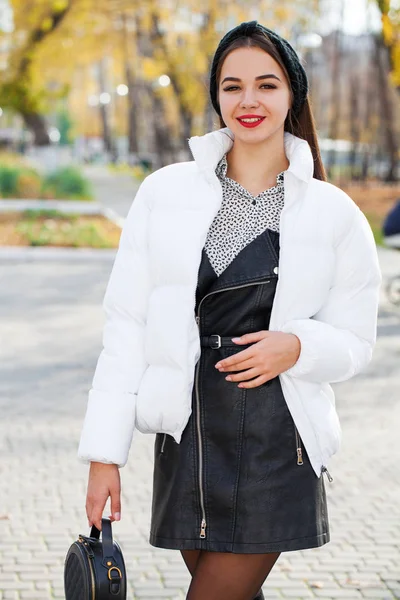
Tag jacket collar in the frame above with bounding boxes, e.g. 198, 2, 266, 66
188, 127, 314, 184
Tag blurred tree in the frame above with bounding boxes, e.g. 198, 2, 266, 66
375, 0, 399, 180
376, 0, 400, 88
1, 0, 320, 156
0, 0, 72, 145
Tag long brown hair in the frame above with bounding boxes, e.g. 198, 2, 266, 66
214, 32, 327, 182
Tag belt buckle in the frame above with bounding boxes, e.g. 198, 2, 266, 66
210, 334, 221, 349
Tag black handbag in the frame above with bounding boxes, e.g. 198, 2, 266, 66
64, 517, 127, 599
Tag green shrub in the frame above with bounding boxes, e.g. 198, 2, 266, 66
42, 166, 93, 200
0, 166, 20, 197
0, 160, 93, 200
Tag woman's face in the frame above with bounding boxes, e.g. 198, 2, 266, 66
218, 46, 292, 144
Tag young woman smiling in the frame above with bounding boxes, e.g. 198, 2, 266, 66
79, 21, 381, 600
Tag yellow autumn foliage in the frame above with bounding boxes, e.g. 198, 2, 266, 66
376, 0, 400, 89
2, 0, 321, 136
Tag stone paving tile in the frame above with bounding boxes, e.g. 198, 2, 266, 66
1, 254, 399, 599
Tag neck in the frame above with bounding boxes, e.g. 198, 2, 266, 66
225, 129, 289, 194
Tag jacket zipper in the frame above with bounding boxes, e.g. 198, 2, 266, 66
295, 428, 333, 482
160, 434, 167, 454
321, 466, 334, 482
194, 278, 272, 539
275, 173, 331, 476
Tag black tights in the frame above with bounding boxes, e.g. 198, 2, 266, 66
181, 549, 280, 600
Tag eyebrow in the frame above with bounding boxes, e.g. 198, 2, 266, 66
221, 74, 281, 84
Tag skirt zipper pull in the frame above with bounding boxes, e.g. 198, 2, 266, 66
321, 466, 333, 482
295, 427, 303, 465
296, 447, 303, 466
200, 519, 207, 539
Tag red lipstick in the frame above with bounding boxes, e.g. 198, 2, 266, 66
236, 115, 266, 128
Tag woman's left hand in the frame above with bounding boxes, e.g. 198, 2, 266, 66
215, 331, 301, 389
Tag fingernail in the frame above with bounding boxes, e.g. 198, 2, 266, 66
226, 376, 232, 381
215, 363, 221, 369
232, 337, 240, 342
114, 512, 121, 521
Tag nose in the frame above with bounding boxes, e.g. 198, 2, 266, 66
240, 87, 260, 109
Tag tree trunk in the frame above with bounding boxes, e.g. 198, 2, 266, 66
97, 60, 114, 156
149, 11, 192, 157
21, 112, 50, 146
182, 110, 193, 142
326, 27, 343, 178
348, 75, 361, 180
126, 67, 140, 155
360, 39, 377, 182
374, 35, 398, 182
121, 13, 140, 156
152, 93, 175, 168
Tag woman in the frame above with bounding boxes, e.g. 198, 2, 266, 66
78, 21, 381, 600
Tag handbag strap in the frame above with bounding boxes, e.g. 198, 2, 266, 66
89, 518, 115, 559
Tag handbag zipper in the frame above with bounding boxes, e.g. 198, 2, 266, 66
76, 539, 96, 600
194, 278, 272, 539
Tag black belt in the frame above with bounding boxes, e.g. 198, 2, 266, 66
200, 335, 240, 349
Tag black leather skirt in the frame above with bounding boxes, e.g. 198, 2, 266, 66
149, 229, 330, 553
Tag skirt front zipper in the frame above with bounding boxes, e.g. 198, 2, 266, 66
194, 278, 273, 540
194, 353, 207, 539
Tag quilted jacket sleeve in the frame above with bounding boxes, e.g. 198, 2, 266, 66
281, 207, 382, 384
77, 179, 151, 467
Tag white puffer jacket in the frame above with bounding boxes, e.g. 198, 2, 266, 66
78, 128, 381, 477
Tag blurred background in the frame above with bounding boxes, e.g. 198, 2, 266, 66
0, 0, 398, 176
0, 0, 399, 246
1, 3, 400, 600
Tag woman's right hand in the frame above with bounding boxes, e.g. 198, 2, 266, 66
86, 462, 121, 531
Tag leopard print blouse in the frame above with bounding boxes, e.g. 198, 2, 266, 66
204, 154, 285, 276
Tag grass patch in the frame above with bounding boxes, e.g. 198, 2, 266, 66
0, 210, 120, 248
365, 213, 384, 246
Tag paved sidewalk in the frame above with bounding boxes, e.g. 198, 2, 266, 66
0, 255, 399, 600
83, 166, 140, 218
